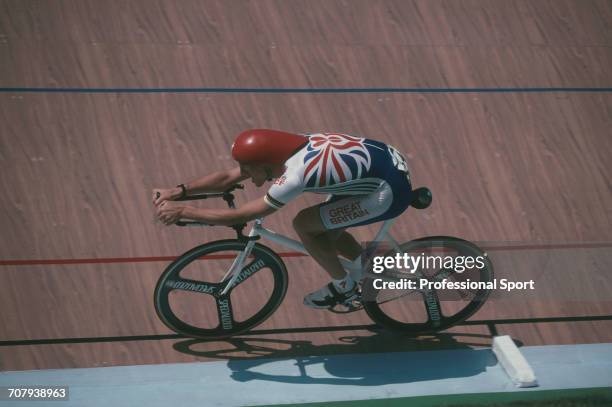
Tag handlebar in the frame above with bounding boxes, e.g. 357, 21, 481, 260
174, 183, 244, 204
156, 184, 248, 239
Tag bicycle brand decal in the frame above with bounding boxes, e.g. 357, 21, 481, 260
424, 290, 441, 324
235, 259, 266, 284
166, 280, 216, 294
218, 298, 233, 330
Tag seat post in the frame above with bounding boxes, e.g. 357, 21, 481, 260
373, 218, 396, 242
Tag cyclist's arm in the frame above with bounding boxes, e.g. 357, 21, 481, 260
181, 196, 276, 225
181, 167, 247, 195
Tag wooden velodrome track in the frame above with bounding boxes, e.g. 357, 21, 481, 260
1, 0, 611, 371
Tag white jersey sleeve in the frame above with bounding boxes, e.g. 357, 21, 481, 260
264, 170, 304, 209
263, 149, 307, 209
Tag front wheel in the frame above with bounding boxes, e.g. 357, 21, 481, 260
154, 239, 288, 339
362, 236, 494, 335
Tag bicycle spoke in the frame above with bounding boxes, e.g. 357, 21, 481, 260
216, 295, 235, 332
432, 268, 476, 300
421, 289, 443, 328
375, 289, 418, 305
432, 268, 453, 281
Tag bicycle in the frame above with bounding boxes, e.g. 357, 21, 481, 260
154, 185, 494, 339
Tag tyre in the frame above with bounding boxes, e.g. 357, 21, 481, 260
154, 239, 288, 339
362, 236, 493, 335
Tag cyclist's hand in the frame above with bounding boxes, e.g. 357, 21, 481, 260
152, 187, 179, 206
156, 201, 185, 225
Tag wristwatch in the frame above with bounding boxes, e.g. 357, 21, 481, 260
176, 183, 188, 199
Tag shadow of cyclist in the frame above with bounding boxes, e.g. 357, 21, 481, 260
172, 329, 504, 386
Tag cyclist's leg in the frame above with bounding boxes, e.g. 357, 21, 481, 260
334, 230, 362, 261
296, 180, 407, 272
293, 207, 348, 280
318, 195, 362, 261
294, 208, 364, 308
298, 179, 411, 308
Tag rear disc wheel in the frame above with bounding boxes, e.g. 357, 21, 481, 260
362, 236, 493, 335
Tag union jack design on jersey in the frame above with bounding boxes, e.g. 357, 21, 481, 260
302, 134, 372, 187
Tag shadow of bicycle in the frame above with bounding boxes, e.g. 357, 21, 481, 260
171, 330, 504, 386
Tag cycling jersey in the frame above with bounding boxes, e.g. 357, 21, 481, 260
264, 133, 414, 229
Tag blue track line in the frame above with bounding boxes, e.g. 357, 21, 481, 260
0, 86, 612, 94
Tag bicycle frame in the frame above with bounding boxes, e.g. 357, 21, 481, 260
219, 216, 403, 295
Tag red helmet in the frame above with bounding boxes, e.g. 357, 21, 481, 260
231, 129, 307, 166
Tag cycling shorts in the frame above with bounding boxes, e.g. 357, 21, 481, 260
319, 169, 413, 230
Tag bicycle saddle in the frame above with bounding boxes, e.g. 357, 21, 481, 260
410, 187, 432, 209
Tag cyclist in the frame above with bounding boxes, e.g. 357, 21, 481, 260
154, 129, 413, 309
